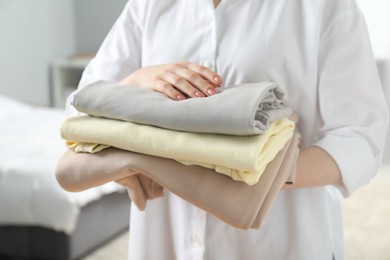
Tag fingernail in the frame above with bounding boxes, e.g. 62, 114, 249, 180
195, 91, 205, 98
207, 88, 216, 95
177, 94, 186, 100
213, 76, 222, 84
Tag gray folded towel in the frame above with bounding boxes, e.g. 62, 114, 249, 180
72, 80, 292, 135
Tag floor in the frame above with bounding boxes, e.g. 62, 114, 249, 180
83, 166, 390, 260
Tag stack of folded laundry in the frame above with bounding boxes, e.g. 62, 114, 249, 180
56, 80, 300, 230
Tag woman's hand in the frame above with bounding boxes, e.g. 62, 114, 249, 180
119, 61, 223, 100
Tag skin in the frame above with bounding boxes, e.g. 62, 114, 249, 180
284, 146, 342, 189
120, 62, 223, 100
213, 0, 222, 8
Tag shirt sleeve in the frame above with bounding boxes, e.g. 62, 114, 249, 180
314, 7, 389, 197
66, 0, 142, 116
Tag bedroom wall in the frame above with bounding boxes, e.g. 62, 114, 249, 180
73, 0, 128, 54
0, 0, 127, 107
0, 0, 76, 106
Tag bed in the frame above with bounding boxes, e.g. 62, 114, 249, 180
0, 95, 130, 260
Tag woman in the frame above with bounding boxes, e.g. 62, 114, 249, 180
67, 0, 388, 259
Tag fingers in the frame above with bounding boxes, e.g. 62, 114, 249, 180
155, 80, 187, 101
158, 62, 223, 99
183, 61, 223, 86
164, 71, 208, 98
174, 68, 216, 97
121, 61, 223, 101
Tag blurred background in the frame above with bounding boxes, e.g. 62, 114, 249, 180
0, 0, 389, 259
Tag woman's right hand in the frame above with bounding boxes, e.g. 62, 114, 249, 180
119, 61, 223, 100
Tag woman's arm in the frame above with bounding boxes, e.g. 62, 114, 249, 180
283, 146, 342, 190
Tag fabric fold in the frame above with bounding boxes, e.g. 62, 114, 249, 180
116, 174, 164, 211
72, 80, 292, 135
251, 132, 300, 228
61, 116, 294, 185
55, 133, 300, 230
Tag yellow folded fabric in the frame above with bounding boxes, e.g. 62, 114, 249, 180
61, 116, 294, 185
67, 142, 110, 153
177, 120, 293, 184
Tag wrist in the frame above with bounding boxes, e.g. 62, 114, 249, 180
119, 72, 138, 86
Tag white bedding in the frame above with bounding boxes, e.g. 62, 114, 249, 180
0, 95, 125, 235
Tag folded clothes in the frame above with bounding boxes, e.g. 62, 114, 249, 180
251, 132, 300, 227
55, 132, 300, 230
61, 116, 294, 185
72, 80, 292, 135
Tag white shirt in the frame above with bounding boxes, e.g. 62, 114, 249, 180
67, 0, 389, 259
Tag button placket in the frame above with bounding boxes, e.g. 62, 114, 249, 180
200, 5, 217, 72
190, 206, 207, 259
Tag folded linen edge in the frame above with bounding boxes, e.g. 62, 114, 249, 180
63, 132, 294, 186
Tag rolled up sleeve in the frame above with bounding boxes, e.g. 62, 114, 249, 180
315, 10, 389, 197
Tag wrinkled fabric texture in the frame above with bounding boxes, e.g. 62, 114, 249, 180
72, 80, 292, 135
61, 116, 294, 185
56, 133, 299, 229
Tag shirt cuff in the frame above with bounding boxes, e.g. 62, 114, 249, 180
314, 134, 379, 197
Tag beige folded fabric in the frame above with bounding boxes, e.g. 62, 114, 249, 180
56, 133, 299, 229
115, 174, 164, 211
61, 116, 294, 185
251, 132, 300, 228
